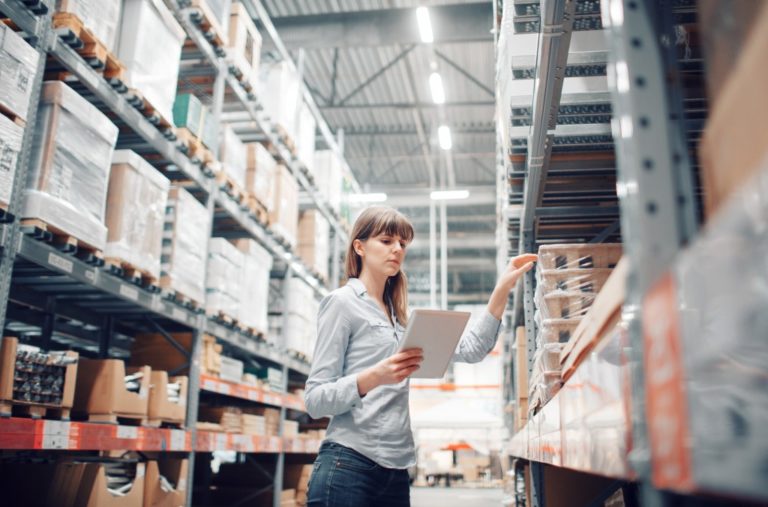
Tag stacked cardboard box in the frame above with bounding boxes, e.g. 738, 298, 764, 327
55, 0, 122, 52
219, 355, 244, 384
227, 2, 262, 84
252, 406, 280, 436
206, 238, 245, 320
130, 333, 221, 377
270, 164, 299, 247
219, 124, 248, 190
173, 93, 217, 150
117, 0, 185, 124
144, 458, 188, 507
146, 371, 187, 427
24, 81, 119, 250
0, 23, 40, 122
297, 210, 330, 282
199, 406, 244, 433
233, 238, 273, 336
284, 464, 313, 507
283, 419, 299, 438
73, 360, 151, 424
313, 151, 342, 215
241, 413, 266, 436
47, 459, 146, 507
105, 150, 170, 281
282, 277, 319, 360
161, 186, 210, 306
530, 243, 622, 413
246, 142, 277, 212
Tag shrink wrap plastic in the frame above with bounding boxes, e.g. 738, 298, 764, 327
206, 238, 245, 318
0, 113, 24, 206
0, 23, 39, 122
235, 239, 273, 335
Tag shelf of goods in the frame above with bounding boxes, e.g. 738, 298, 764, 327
0, 0, 340, 506
498, 0, 767, 506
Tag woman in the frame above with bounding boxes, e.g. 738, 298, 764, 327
304, 206, 536, 507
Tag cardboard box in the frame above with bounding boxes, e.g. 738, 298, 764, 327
0, 23, 39, 122
106, 150, 170, 280
233, 238, 272, 334
297, 210, 330, 281
147, 371, 187, 427
0, 112, 24, 208
250, 406, 280, 436
172, 94, 216, 150
24, 81, 118, 250
227, 2, 262, 84
117, 0, 185, 124
219, 356, 244, 384
699, 3, 768, 217
161, 186, 210, 305
245, 143, 277, 212
270, 164, 299, 247
219, 124, 247, 189
537, 243, 622, 271
50, 460, 146, 507
0, 336, 78, 415
55, 0, 122, 52
144, 458, 188, 507
206, 238, 245, 319
73, 360, 150, 421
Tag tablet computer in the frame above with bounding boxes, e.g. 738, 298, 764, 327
398, 309, 471, 379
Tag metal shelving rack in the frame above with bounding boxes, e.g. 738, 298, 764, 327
0, 1, 346, 505
499, 0, 767, 506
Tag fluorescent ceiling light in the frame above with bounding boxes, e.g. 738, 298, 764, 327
429, 72, 445, 104
349, 192, 388, 203
438, 125, 452, 150
430, 189, 470, 201
416, 7, 434, 43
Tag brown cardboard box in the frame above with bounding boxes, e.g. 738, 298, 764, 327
0, 336, 78, 416
73, 360, 150, 421
698, 0, 765, 105
297, 210, 330, 281
270, 164, 299, 247
559, 257, 627, 380
281, 489, 297, 506
246, 143, 277, 213
699, 3, 768, 217
147, 372, 187, 427
49, 461, 145, 507
249, 406, 281, 436
227, 3, 262, 84
144, 458, 187, 507
131, 333, 221, 377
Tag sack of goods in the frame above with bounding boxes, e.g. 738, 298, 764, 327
105, 150, 170, 281
206, 238, 246, 321
24, 81, 119, 251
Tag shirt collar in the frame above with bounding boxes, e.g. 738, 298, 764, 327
346, 277, 367, 297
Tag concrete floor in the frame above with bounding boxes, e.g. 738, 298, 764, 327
411, 486, 503, 507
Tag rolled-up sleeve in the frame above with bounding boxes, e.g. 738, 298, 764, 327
452, 310, 502, 364
304, 293, 363, 419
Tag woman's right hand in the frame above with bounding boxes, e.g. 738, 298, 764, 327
357, 348, 423, 396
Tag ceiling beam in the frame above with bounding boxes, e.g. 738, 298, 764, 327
261, 3, 493, 50
319, 100, 495, 110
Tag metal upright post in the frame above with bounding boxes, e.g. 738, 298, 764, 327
0, 6, 49, 329
274, 266, 294, 507
602, 1, 698, 505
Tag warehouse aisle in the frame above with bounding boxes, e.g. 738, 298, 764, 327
411, 486, 503, 507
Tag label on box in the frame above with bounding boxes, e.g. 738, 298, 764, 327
117, 426, 139, 439
170, 429, 186, 450
119, 284, 139, 301
47, 253, 73, 273
41, 421, 71, 449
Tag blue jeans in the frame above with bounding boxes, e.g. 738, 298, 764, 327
306, 441, 411, 507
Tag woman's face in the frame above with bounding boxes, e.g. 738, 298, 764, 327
356, 233, 408, 278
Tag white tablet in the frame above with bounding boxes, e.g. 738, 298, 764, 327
398, 309, 471, 379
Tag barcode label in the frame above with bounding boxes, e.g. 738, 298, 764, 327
48, 253, 73, 273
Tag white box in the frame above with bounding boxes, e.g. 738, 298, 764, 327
234, 239, 273, 334
0, 23, 40, 122
55, 0, 122, 52
259, 61, 300, 139
219, 356, 244, 383
206, 238, 245, 318
0, 113, 24, 207
219, 124, 247, 189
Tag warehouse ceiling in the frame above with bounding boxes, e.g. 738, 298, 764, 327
261, 0, 498, 304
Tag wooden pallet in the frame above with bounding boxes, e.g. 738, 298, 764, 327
21, 218, 104, 265
105, 258, 160, 291
0, 400, 71, 420
209, 310, 236, 327
158, 282, 204, 312
51, 12, 125, 81
125, 88, 175, 133
227, 61, 255, 92
215, 170, 247, 205
0, 103, 26, 127
236, 324, 265, 340
176, 127, 217, 166
186, 0, 229, 48
275, 124, 297, 156
287, 350, 309, 363
86, 412, 148, 426
246, 194, 270, 226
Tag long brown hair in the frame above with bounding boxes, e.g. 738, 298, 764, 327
345, 206, 414, 326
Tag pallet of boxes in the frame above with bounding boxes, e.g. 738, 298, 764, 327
529, 244, 622, 415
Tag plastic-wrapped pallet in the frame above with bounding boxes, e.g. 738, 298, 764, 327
0, 23, 40, 122
219, 124, 247, 190
284, 277, 319, 360
296, 103, 316, 175
259, 60, 300, 139
537, 243, 622, 271
0, 113, 24, 209
314, 150, 342, 214
161, 187, 210, 306
105, 150, 170, 280
270, 164, 299, 247
297, 210, 330, 282
24, 81, 118, 250
246, 142, 276, 213
227, 2, 262, 84
206, 238, 245, 320
233, 238, 273, 335
117, 0, 185, 125
528, 342, 565, 413
55, 0, 122, 52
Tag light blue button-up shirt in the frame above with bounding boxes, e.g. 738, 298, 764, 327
304, 277, 502, 469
